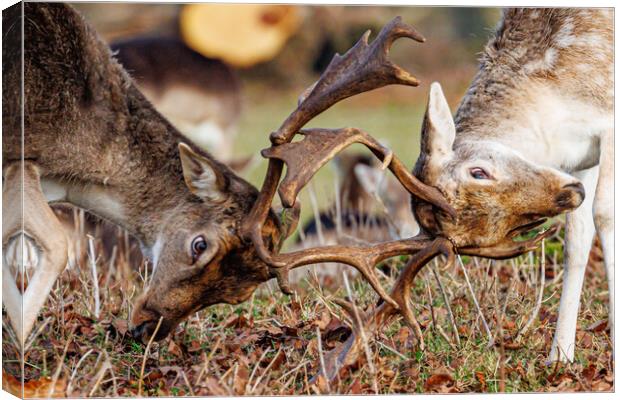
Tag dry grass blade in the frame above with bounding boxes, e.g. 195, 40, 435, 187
47, 329, 74, 398
431, 262, 461, 347
88, 358, 112, 396
138, 316, 163, 396
315, 326, 332, 393
87, 235, 100, 319
515, 240, 546, 341
66, 348, 94, 394
251, 347, 283, 394
342, 272, 378, 394
457, 254, 494, 347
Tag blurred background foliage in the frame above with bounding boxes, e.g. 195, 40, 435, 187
73, 3, 501, 221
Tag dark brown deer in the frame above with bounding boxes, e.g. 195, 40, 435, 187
2, 3, 280, 344
412, 8, 613, 363
2, 3, 451, 346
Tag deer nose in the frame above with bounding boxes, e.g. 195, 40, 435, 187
129, 322, 148, 341
556, 182, 585, 209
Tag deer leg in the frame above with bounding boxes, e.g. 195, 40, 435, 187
548, 166, 597, 363
2, 161, 69, 345
593, 132, 614, 346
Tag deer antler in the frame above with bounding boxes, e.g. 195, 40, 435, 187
240, 17, 458, 313
269, 16, 425, 146
317, 237, 454, 381
314, 227, 556, 380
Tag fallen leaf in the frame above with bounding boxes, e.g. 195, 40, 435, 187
313, 375, 328, 394
475, 371, 487, 391
582, 364, 597, 383
424, 373, 455, 393
233, 363, 250, 395
269, 350, 287, 370
313, 311, 331, 330
586, 319, 608, 333
348, 378, 362, 394
503, 341, 523, 350
187, 340, 202, 353
580, 332, 593, 348
503, 320, 516, 330
457, 325, 469, 336
393, 326, 410, 346
203, 377, 229, 396
224, 314, 250, 329
167, 340, 183, 358
323, 318, 350, 344
591, 380, 612, 391
2, 371, 67, 398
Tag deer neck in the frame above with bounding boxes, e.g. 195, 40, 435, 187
43, 84, 223, 248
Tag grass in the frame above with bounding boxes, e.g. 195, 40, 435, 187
1, 205, 613, 396
233, 84, 426, 232
2, 91, 613, 396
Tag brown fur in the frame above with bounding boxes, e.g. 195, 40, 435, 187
2, 3, 282, 342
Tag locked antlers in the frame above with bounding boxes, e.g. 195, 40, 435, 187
241, 18, 454, 294
241, 16, 554, 381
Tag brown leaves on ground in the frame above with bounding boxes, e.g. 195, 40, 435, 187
2, 371, 67, 398
424, 371, 456, 393
1, 221, 613, 395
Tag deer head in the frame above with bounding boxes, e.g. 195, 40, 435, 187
412, 83, 584, 253
128, 142, 286, 342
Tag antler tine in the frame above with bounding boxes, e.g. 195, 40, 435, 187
270, 16, 425, 146
271, 234, 436, 309
388, 238, 454, 332
265, 126, 457, 212
316, 238, 454, 382
241, 17, 447, 268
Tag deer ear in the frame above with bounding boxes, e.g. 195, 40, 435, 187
420, 82, 455, 163
354, 164, 385, 195
179, 143, 228, 202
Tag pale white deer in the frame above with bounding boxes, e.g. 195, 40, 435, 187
412, 8, 613, 363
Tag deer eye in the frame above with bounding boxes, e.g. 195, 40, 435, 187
470, 167, 491, 180
190, 236, 208, 263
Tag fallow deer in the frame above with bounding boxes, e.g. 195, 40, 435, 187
110, 36, 242, 162
412, 8, 613, 363
2, 3, 284, 345
3, 3, 461, 347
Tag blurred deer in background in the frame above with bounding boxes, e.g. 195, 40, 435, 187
292, 152, 418, 284
110, 36, 243, 164
412, 8, 613, 363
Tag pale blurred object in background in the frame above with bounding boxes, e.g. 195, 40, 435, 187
111, 36, 242, 161
180, 4, 301, 68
